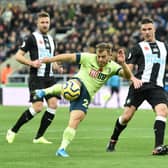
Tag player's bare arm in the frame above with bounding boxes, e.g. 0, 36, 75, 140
117, 49, 143, 88
117, 49, 132, 79
41, 53, 76, 64
130, 76, 143, 89
15, 49, 41, 68
128, 63, 143, 89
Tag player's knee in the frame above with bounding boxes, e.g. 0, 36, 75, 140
32, 102, 43, 113
155, 104, 168, 117
122, 106, 136, 122
48, 103, 57, 110
122, 113, 134, 123
47, 97, 58, 109
121, 116, 130, 124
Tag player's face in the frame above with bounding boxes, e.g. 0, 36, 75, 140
141, 23, 155, 42
37, 17, 50, 34
96, 50, 109, 67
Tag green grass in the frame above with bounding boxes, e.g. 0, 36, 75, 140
0, 106, 168, 168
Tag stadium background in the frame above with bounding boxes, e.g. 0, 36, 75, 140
0, 0, 168, 107
0, 1, 168, 168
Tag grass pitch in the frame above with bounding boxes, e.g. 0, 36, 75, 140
0, 106, 168, 168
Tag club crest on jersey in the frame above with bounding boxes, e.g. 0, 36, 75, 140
39, 40, 43, 44
144, 46, 149, 50
89, 69, 106, 80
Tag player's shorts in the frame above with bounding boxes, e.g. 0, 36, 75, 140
70, 78, 91, 113
124, 82, 168, 109
111, 87, 119, 94
28, 76, 60, 102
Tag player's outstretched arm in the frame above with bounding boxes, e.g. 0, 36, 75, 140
117, 49, 132, 79
15, 49, 41, 68
117, 49, 143, 88
119, 62, 132, 79
41, 53, 76, 64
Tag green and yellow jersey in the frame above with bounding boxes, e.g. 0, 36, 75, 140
75, 53, 122, 99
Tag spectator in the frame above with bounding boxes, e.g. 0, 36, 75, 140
0, 63, 12, 84
1, 1, 168, 74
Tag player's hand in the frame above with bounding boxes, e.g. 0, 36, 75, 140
57, 66, 64, 74
130, 76, 143, 89
117, 48, 125, 64
52, 62, 64, 74
31, 60, 42, 68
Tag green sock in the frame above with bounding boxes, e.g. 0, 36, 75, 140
59, 127, 76, 150
44, 84, 62, 95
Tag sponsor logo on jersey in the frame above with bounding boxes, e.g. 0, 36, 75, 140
89, 69, 106, 80
146, 53, 165, 64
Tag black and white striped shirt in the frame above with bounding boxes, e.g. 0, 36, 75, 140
20, 31, 56, 77
126, 40, 168, 87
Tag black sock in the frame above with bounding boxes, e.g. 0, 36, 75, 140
110, 118, 127, 141
154, 120, 165, 147
12, 109, 34, 133
35, 111, 55, 139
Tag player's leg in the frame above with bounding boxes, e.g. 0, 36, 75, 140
106, 106, 136, 151
104, 87, 112, 108
56, 110, 85, 157
154, 104, 167, 145
112, 87, 120, 108
6, 76, 44, 143
35, 83, 62, 98
33, 96, 58, 144
106, 85, 142, 152
56, 82, 90, 157
117, 94, 120, 108
153, 104, 168, 155
147, 88, 168, 155
6, 101, 43, 143
33, 77, 61, 144
116, 88, 120, 108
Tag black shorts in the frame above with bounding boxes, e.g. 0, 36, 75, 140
110, 87, 119, 94
124, 83, 168, 109
28, 76, 60, 102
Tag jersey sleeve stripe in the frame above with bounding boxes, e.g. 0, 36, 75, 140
76, 53, 81, 64
116, 67, 122, 75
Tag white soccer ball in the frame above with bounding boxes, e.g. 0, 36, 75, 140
61, 79, 81, 101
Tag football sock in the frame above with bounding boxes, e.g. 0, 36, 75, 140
154, 116, 166, 147
110, 117, 127, 141
35, 109, 55, 139
44, 84, 62, 95
59, 127, 76, 150
12, 108, 35, 133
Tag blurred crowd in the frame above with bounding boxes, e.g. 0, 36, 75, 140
0, 0, 168, 74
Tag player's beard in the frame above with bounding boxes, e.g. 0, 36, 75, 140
98, 62, 106, 67
144, 34, 154, 42
40, 27, 49, 34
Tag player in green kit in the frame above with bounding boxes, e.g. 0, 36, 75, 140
35, 42, 142, 157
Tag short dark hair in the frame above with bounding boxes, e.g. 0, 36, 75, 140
141, 17, 153, 25
37, 11, 50, 19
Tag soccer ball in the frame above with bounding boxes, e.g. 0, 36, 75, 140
61, 79, 81, 101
